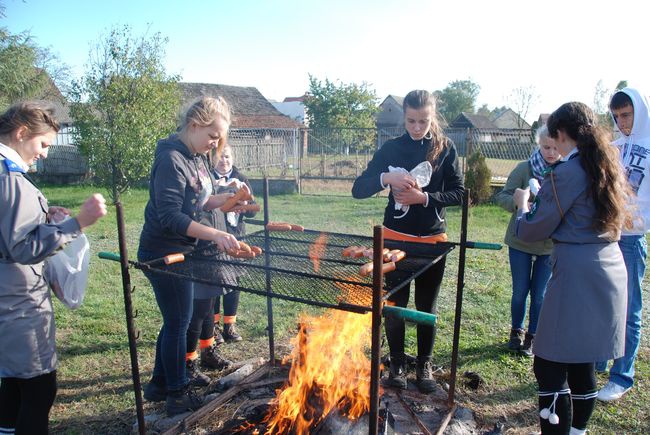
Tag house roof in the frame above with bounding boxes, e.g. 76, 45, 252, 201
452, 112, 496, 129
490, 107, 531, 129
283, 95, 307, 102
537, 113, 550, 125
179, 82, 302, 129
380, 95, 404, 107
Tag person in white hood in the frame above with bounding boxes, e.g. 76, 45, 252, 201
597, 87, 650, 402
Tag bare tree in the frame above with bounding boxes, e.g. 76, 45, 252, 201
507, 85, 539, 128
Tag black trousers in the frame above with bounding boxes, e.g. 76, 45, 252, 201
533, 356, 597, 434
0, 371, 57, 435
187, 297, 217, 353
213, 290, 240, 317
384, 257, 446, 358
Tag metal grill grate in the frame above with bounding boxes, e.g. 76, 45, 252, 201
135, 228, 454, 313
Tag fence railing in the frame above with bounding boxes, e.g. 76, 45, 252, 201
37, 126, 537, 187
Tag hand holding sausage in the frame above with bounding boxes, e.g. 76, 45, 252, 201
212, 230, 240, 252
75, 193, 108, 230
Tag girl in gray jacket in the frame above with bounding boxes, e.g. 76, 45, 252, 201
514, 102, 630, 435
0, 102, 107, 434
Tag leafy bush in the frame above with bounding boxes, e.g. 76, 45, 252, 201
464, 150, 492, 205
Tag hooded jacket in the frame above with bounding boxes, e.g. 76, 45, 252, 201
139, 134, 218, 255
612, 87, 650, 234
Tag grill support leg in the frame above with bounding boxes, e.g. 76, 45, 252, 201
263, 177, 275, 365
369, 225, 384, 435
115, 201, 145, 435
448, 189, 469, 406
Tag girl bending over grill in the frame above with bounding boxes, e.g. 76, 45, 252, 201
515, 102, 629, 434
138, 96, 239, 417
352, 90, 464, 393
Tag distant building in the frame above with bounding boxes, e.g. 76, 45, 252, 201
179, 83, 301, 129
449, 112, 496, 129
490, 107, 531, 129
271, 95, 308, 126
375, 95, 405, 130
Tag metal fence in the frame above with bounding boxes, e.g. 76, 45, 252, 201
298, 127, 536, 185
228, 128, 300, 179
36, 126, 536, 187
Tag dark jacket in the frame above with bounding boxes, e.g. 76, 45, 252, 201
139, 134, 218, 255
352, 133, 464, 235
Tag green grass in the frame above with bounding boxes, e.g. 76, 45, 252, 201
38, 184, 649, 434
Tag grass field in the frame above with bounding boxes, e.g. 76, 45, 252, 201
39, 184, 649, 434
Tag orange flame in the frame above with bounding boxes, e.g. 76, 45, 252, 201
263, 309, 372, 434
308, 233, 328, 273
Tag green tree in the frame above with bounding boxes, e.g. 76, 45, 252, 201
305, 75, 379, 129
70, 26, 180, 200
434, 79, 481, 124
0, 28, 50, 109
615, 80, 628, 91
304, 75, 379, 151
464, 150, 492, 205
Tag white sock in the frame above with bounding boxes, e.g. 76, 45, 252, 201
569, 427, 586, 435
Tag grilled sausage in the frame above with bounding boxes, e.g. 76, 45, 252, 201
221, 185, 253, 212
390, 250, 406, 263
342, 246, 357, 257
163, 253, 185, 265
359, 261, 397, 277
266, 222, 293, 231
250, 246, 263, 255
290, 224, 305, 232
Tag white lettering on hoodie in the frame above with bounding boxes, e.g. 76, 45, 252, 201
612, 87, 650, 234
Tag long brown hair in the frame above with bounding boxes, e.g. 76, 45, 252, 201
403, 90, 448, 168
546, 102, 630, 238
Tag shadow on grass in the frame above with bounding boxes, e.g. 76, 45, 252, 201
51, 407, 140, 435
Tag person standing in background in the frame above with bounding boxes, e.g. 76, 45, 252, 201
596, 87, 650, 402
495, 125, 560, 356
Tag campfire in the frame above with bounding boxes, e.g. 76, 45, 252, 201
262, 309, 373, 433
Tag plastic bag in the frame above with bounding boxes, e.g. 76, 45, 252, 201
388, 161, 433, 219
45, 234, 90, 309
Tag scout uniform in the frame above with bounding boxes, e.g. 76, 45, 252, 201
516, 152, 627, 363
0, 144, 82, 378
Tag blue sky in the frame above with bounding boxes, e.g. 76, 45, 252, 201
3, 0, 648, 122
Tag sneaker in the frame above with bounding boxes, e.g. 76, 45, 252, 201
213, 323, 225, 346
383, 354, 407, 389
223, 323, 243, 342
143, 381, 166, 402
186, 358, 211, 386
508, 328, 525, 351
597, 381, 631, 402
416, 357, 437, 394
520, 333, 534, 357
200, 343, 233, 370
165, 385, 204, 417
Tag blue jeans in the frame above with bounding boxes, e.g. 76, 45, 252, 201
509, 247, 552, 334
139, 249, 194, 391
596, 235, 646, 388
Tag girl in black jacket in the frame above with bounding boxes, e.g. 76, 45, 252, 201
352, 90, 463, 393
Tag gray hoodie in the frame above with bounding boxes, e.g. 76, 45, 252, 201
139, 134, 217, 255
